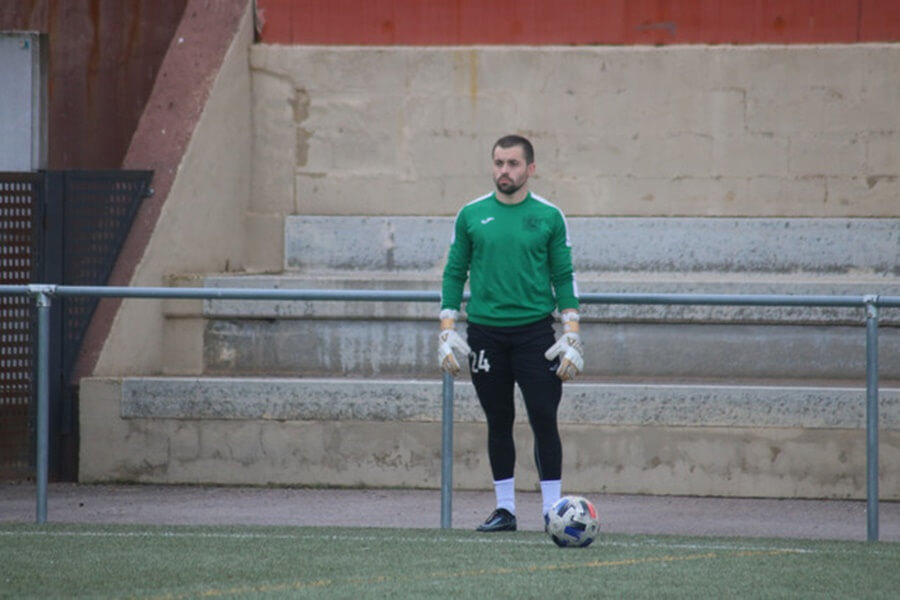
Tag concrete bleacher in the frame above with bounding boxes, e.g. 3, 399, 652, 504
65, 13, 900, 502
196, 215, 900, 381
79, 215, 900, 499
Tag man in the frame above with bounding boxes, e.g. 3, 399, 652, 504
438, 134, 583, 532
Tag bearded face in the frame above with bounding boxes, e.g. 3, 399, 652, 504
491, 145, 534, 199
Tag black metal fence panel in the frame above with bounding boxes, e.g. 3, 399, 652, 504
0, 170, 152, 481
0, 173, 42, 480
60, 172, 152, 383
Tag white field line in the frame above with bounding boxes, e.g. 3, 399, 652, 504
0, 527, 822, 554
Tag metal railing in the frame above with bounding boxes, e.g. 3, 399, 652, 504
2, 284, 898, 541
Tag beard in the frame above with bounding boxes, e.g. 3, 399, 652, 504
494, 176, 524, 196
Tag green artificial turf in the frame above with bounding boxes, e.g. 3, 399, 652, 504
1, 524, 898, 599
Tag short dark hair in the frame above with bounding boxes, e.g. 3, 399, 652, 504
492, 134, 534, 165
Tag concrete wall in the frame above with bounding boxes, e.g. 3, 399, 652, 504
79, 38, 900, 495
80, 377, 900, 499
249, 45, 899, 256
90, 3, 254, 377
96, 40, 900, 370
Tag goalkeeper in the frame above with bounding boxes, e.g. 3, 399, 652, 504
439, 134, 583, 533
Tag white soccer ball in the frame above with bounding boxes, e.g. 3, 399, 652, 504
545, 495, 600, 548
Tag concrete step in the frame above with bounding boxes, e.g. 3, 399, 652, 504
284, 215, 900, 275
116, 376, 900, 429
197, 313, 900, 381
79, 375, 900, 498
196, 272, 900, 324
162, 215, 900, 379
161, 272, 900, 380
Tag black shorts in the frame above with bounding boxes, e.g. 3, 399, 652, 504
466, 316, 563, 480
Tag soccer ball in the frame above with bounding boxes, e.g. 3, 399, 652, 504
545, 495, 600, 548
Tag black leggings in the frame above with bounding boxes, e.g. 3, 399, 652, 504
466, 317, 563, 482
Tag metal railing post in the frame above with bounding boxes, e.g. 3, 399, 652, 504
440, 372, 454, 529
32, 286, 55, 524
864, 296, 880, 542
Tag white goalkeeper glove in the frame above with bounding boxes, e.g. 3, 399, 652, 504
438, 309, 471, 376
544, 311, 583, 381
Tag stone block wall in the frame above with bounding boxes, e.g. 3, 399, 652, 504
249, 45, 900, 276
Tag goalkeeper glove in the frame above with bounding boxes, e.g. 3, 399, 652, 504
438, 309, 471, 376
544, 311, 583, 381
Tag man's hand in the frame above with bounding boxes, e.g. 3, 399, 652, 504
544, 311, 583, 381
438, 309, 471, 376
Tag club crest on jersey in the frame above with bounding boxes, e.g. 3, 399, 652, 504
523, 215, 541, 231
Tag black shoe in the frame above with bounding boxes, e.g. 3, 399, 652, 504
476, 508, 517, 532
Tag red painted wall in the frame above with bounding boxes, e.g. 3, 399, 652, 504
257, 0, 900, 45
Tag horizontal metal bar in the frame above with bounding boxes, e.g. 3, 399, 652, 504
0, 285, 31, 295
579, 292, 900, 308
2, 285, 900, 308
0, 285, 441, 303
55, 286, 445, 303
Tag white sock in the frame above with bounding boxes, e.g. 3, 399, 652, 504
494, 477, 515, 515
540, 479, 561, 516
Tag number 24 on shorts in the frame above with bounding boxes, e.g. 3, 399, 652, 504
470, 349, 491, 373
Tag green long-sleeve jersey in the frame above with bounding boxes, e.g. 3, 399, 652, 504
441, 191, 579, 327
